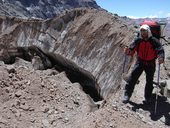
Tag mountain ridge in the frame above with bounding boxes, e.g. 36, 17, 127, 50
121, 16, 170, 38
0, 0, 100, 19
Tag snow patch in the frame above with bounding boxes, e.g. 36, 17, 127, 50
61, 30, 67, 39
26, 7, 32, 11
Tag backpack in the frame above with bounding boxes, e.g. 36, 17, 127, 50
140, 20, 161, 40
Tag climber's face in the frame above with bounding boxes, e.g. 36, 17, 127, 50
140, 29, 148, 39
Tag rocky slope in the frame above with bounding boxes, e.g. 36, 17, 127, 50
0, 59, 156, 128
0, 8, 170, 128
0, 55, 170, 128
0, 0, 100, 19
0, 58, 98, 128
0, 9, 135, 99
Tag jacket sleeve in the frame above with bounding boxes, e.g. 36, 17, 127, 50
128, 37, 141, 56
152, 37, 165, 60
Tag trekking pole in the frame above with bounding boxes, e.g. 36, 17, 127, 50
154, 63, 160, 115
123, 54, 127, 73
122, 46, 128, 74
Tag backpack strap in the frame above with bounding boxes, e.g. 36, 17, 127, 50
148, 37, 160, 49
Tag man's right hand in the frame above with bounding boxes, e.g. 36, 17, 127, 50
124, 47, 131, 55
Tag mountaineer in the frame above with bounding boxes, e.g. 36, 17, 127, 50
122, 24, 165, 104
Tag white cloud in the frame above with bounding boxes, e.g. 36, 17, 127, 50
127, 15, 158, 19
127, 15, 148, 19
148, 15, 158, 18
126, 10, 168, 19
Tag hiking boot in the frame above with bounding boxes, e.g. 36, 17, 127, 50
122, 94, 130, 104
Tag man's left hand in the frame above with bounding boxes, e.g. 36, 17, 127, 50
158, 57, 164, 64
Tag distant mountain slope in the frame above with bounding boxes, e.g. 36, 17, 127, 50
0, 0, 100, 19
121, 16, 170, 38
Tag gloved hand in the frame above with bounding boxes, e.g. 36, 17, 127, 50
124, 47, 132, 55
158, 57, 164, 64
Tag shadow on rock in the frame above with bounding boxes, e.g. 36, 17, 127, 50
129, 95, 170, 126
0, 45, 103, 102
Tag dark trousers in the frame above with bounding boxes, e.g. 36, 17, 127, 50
125, 60, 156, 100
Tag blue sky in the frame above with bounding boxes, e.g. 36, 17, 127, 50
96, 0, 170, 18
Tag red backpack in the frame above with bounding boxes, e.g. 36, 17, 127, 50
140, 20, 161, 40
